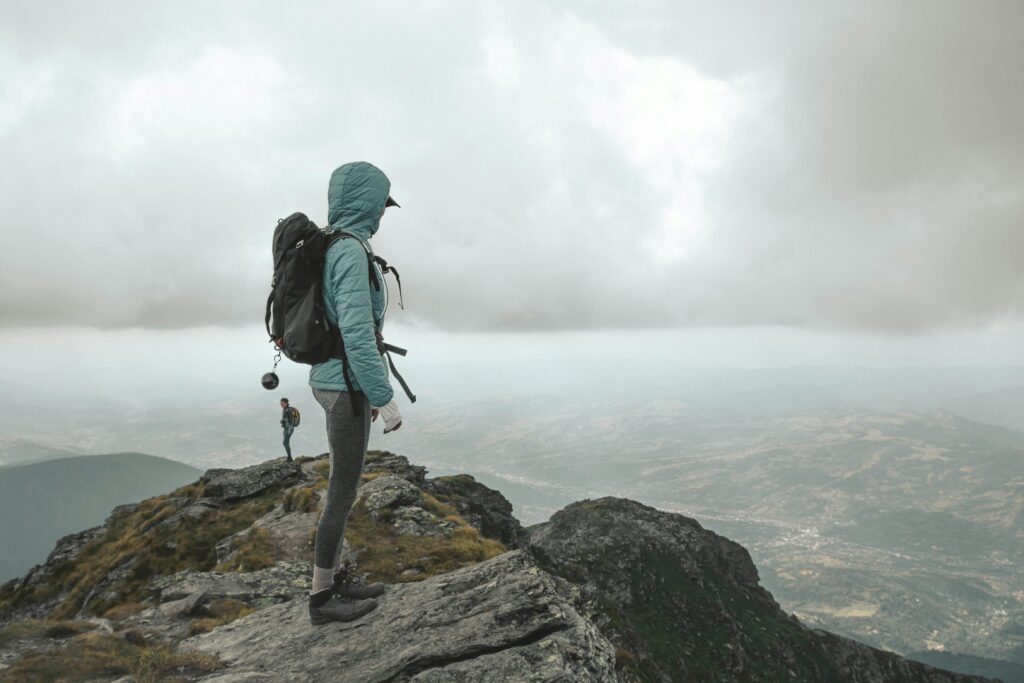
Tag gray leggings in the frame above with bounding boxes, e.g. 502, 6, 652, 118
312, 388, 371, 569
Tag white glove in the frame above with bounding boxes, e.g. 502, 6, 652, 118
374, 399, 403, 434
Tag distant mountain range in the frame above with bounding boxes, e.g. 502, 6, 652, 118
4, 366, 1024, 469
946, 386, 1024, 433
0, 438, 84, 468
0, 453, 201, 581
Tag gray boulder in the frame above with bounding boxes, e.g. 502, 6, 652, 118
362, 451, 427, 484
106, 502, 140, 524
151, 561, 310, 607
426, 474, 526, 548
359, 474, 423, 516
187, 551, 618, 682
391, 506, 456, 537
202, 459, 302, 501
158, 590, 207, 618
216, 504, 318, 566
157, 497, 222, 530
21, 526, 105, 590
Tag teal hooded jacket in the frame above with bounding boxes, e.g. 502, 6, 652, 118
308, 162, 394, 408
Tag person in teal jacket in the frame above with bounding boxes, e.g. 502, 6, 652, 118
307, 161, 404, 626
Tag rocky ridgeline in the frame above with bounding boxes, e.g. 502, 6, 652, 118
0, 453, 995, 682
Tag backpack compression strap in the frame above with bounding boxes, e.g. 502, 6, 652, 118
384, 346, 416, 403
264, 289, 275, 341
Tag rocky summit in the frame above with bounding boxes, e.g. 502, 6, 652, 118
0, 451, 996, 682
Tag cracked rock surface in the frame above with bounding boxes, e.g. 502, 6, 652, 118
201, 459, 302, 501
150, 561, 311, 606
187, 550, 617, 682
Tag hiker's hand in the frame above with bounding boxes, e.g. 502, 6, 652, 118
371, 407, 380, 422
375, 399, 403, 434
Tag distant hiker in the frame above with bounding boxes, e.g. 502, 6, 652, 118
279, 398, 299, 463
306, 161, 406, 626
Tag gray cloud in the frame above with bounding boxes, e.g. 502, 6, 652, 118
1, 1, 1022, 333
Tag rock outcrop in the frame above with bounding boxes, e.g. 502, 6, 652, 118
151, 561, 311, 607
0, 526, 107, 621
426, 473, 526, 548
201, 459, 303, 501
188, 551, 618, 682
0, 452, 996, 682
529, 497, 987, 683
19, 526, 105, 591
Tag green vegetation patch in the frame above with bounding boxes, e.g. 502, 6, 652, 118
214, 528, 277, 573
345, 499, 505, 583
430, 474, 477, 494
312, 460, 330, 482
4, 630, 222, 683
592, 554, 839, 682
0, 619, 98, 646
282, 485, 319, 513
189, 598, 256, 636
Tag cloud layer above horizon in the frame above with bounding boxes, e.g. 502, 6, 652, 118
1, 1, 1022, 333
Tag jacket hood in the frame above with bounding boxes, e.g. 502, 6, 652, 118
327, 161, 391, 239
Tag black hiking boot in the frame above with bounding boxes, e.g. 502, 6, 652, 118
333, 564, 386, 599
308, 588, 377, 625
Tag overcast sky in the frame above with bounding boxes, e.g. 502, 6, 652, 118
1, 1, 1022, 334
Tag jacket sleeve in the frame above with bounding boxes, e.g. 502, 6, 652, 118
328, 242, 395, 407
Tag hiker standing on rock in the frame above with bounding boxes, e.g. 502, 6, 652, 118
279, 398, 297, 463
307, 161, 405, 625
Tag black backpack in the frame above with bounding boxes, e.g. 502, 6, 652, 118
264, 212, 416, 405
265, 212, 344, 365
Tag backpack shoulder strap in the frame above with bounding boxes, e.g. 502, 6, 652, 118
331, 230, 380, 291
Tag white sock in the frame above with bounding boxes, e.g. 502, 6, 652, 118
312, 565, 334, 594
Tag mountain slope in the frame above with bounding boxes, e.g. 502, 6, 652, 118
0, 452, 995, 682
529, 497, 987, 682
397, 404, 1024, 664
0, 453, 201, 581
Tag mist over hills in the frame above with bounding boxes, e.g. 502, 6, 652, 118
0, 453, 201, 581
0, 438, 84, 468
946, 386, 1024, 433
4, 365, 1024, 468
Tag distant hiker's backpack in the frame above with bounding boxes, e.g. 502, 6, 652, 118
263, 212, 416, 405
289, 406, 301, 427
